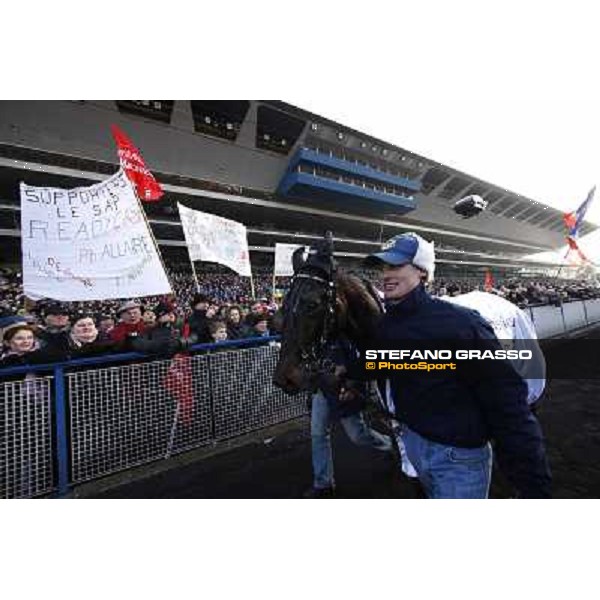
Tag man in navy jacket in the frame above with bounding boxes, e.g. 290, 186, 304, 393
359, 233, 551, 498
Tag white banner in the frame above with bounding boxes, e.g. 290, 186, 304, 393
443, 291, 545, 404
177, 202, 252, 277
20, 170, 172, 301
274, 243, 303, 276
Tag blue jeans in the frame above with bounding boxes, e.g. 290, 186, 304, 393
400, 425, 492, 499
311, 391, 393, 489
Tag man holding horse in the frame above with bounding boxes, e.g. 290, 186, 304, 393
360, 232, 552, 498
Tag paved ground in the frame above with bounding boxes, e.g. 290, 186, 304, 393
90, 333, 600, 499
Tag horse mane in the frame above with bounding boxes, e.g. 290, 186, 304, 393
334, 271, 382, 344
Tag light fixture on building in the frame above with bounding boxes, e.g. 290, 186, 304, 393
337, 132, 344, 140
226, 122, 233, 130
311, 123, 318, 131
281, 139, 287, 146
204, 116, 211, 124
264, 134, 270, 141
372, 145, 378, 152
360, 141, 367, 148
400, 155, 407, 161
382, 149, 388, 156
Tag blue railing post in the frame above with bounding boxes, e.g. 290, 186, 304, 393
53, 365, 70, 497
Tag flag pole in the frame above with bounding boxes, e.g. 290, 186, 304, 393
554, 248, 571, 280
190, 259, 201, 292
127, 172, 174, 296
250, 271, 256, 299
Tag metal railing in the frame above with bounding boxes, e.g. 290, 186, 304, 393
1, 336, 309, 499
527, 298, 600, 339
3, 298, 600, 499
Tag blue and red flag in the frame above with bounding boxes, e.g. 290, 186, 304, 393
563, 186, 596, 237
562, 186, 596, 266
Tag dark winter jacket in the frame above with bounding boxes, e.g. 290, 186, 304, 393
317, 336, 367, 419
357, 283, 552, 498
226, 321, 247, 340
129, 322, 187, 356
188, 309, 211, 344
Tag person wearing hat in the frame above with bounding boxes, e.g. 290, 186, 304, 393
353, 232, 551, 498
129, 300, 188, 356
38, 302, 71, 347
109, 300, 147, 343
188, 293, 212, 344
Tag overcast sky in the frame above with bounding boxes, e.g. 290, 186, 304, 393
299, 95, 597, 222
289, 6, 598, 232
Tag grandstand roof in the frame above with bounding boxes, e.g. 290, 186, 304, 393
0, 100, 592, 272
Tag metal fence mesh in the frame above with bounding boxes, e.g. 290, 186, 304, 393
68, 354, 213, 483
68, 345, 308, 484
1, 376, 54, 499
211, 345, 310, 440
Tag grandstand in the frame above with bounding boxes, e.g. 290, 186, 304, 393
0, 100, 595, 279
3, 101, 600, 501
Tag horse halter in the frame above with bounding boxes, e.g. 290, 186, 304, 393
286, 268, 337, 376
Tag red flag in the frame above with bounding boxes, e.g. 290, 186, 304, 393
565, 236, 590, 265
484, 270, 494, 291
111, 124, 163, 201
563, 211, 577, 231
163, 353, 194, 426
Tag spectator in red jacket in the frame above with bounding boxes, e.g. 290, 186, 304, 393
109, 301, 147, 343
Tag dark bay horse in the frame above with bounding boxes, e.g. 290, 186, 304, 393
273, 233, 382, 394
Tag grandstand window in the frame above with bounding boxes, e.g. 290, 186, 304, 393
256, 105, 305, 155
421, 167, 450, 194
503, 202, 528, 218
489, 196, 516, 214
525, 210, 548, 226
438, 176, 471, 199
517, 205, 539, 220
115, 101, 174, 124
190, 101, 250, 141
463, 183, 487, 197
484, 190, 504, 205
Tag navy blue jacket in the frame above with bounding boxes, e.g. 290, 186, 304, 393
319, 336, 367, 419
363, 284, 551, 498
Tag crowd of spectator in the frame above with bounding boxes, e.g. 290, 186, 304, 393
2, 263, 600, 367
429, 277, 600, 307
0, 264, 286, 367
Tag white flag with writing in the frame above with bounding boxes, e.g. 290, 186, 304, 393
20, 170, 171, 301
177, 202, 252, 277
274, 243, 303, 276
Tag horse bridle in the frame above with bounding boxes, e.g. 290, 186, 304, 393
286, 269, 337, 377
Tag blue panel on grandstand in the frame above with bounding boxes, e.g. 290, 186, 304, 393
289, 148, 421, 191
277, 148, 419, 214
278, 172, 416, 212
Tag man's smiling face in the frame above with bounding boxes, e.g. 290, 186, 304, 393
381, 263, 424, 301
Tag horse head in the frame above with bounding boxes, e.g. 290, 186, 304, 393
273, 232, 382, 394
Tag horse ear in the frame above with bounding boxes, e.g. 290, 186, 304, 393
292, 246, 307, 274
